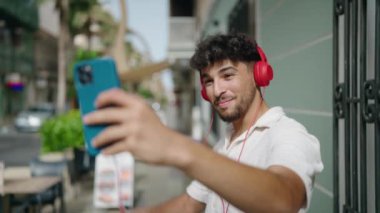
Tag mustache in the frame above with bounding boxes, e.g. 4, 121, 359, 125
213, 95, 232, 105
213, 95, 223, 105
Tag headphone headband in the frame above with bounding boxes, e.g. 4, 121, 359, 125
256, 45, 267, 62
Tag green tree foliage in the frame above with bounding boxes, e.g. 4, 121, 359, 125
137, 87, 154, 99
69, 0, 99, 32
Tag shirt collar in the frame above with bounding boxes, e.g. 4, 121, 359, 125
254, 106, 285, 128
225, 106, 285, 145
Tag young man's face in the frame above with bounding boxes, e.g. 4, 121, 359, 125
201, 60, 257, 122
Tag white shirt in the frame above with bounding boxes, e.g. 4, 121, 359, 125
186, 107, 324, 213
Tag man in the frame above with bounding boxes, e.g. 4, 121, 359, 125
84, 33, 323, 212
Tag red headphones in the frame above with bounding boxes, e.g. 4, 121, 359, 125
200, 45, 273, 102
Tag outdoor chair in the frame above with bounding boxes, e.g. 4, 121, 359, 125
30, 158, 66, 212
10, 158, 67, 213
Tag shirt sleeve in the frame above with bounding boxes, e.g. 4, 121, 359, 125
267, 127, 324, 211
186, 180, 210, 204
186, 138, 229, 205
186, 140, 225, 204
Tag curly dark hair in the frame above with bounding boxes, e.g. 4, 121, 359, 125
189, 33, 261, 71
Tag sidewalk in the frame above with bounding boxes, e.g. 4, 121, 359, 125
64, 160, 190, 212
0, 115, 14, 135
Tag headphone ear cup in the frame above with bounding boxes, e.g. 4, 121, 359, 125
254, 61, 274, 87
201, 86, 210, 101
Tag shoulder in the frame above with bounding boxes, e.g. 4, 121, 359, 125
273, 113, 307, 132
267, 113, 320, 154
270, 114, 314, 139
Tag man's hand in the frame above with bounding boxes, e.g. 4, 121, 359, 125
83, 89, 180, 165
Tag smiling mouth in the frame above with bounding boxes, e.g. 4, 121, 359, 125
216, 98, 234, 108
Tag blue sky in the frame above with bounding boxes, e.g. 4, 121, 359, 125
101, 0, 169, 62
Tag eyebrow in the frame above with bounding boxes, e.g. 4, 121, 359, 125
201, 65, 237, 79
218, 66, 236, 73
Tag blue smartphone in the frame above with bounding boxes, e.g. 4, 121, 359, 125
73, 58, 121, 156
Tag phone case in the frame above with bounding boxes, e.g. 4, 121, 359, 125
74, 58, 121, 156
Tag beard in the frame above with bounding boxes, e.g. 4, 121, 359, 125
214, 87, 256, 122
217, 104, 245, 122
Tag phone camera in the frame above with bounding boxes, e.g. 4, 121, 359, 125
78, 65, 93, 84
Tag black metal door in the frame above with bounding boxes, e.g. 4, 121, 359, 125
333, 0, 380, 212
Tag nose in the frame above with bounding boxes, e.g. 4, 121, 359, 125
212, 79, 225, 99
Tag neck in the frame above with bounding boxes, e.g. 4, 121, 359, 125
231, 93, 269, 142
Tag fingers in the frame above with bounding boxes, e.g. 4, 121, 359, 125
92, 124, 128, 148
95, 88, 142, 109
102, 139, 131, 155
83, 107, 127, 125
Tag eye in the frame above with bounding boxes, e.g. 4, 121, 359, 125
223, 73, 234, 80
204, 79, 213, 86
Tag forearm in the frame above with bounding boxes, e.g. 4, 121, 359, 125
168, 132, 298, 212
132, 194, 204, 213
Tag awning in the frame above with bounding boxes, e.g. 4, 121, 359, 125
119, 60, 170, 83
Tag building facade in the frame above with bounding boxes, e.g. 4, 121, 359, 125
193, 0, 380, 212
168, 0, 197, 134
0, 0, 60, 126
0, 0, 39, 123
33, 1, 59, 107
166, 0, 380, 211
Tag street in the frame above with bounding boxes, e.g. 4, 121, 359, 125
0, 132, 41, 166
0, 130, 188, 212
